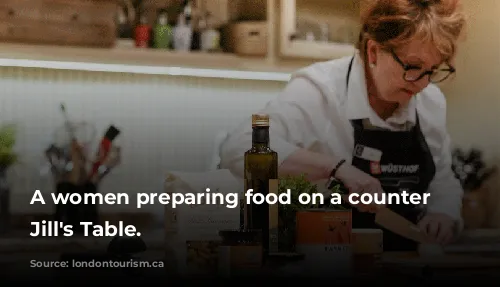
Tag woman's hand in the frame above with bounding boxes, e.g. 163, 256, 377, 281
335, 163, 385, 213
418, 213, 457, 245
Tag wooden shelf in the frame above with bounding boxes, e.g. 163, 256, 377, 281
0, 0, 362, 80
0, 41, 324, 82
0, 41, 308, 74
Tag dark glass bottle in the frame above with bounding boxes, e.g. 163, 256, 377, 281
243, 114, 278, 257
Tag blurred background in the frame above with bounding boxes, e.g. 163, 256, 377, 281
0, 0, 498, 233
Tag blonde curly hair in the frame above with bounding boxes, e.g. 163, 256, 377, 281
357, 0, 466, 62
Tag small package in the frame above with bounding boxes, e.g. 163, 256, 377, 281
164, 169, 241, 276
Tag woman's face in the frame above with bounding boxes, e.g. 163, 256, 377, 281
366, 39, 445, 105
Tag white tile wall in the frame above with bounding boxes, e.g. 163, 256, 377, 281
0, 67, 285, 213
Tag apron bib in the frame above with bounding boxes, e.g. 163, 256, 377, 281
344, 57, 436, 251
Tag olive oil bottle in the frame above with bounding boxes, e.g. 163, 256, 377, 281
243, 114, 278, 257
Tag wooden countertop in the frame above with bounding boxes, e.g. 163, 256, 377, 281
1, 228, 498, 254
456, 228, 500, 243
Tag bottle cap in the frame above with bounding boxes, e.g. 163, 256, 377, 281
252, 114, 269, 127
158, 12, 168, 25
178, 13, 186, 26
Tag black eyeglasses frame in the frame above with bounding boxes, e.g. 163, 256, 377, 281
390, 49, 456, 83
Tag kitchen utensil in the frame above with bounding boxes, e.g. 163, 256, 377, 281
90, 146, 121, 184
44, 144, 66, 177
60, 103, 76, 139
374, 206, 430, 243
59, 103, 87, 185
53, 121, 96, 152
324, 178, 430, 244
89, 125, 120, 179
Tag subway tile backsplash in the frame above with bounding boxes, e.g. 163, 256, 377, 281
0, 67, 284, 213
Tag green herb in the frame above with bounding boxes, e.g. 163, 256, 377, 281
278, 174, 318, 212
278, 174, 346, 211
0, 124, 18, 169
276, 174, 346, 251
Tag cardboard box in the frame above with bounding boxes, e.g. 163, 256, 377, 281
164, 170, 241, 276
223, 21, 267, 56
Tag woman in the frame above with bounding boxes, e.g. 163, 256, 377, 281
220, 0, 466, 251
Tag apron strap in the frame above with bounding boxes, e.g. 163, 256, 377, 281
346, 56, 355, 91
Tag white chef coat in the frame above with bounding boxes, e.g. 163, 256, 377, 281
219, 52, 464, 222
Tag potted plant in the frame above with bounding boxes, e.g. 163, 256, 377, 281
451, 148, 497, 192
277, 174, 346, 252
451, 147, 497, 228
0, 123, 17, 233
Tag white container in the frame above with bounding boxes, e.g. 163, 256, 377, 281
173, 13, 193, 51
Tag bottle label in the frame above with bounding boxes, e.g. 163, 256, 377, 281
243, 178, 279, 253
268, 179, 279, 253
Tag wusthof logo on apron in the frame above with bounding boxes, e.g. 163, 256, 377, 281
370, 163, 420, 175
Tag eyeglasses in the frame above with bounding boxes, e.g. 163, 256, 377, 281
390, 49, 456, 83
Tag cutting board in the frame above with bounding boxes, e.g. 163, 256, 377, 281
456, 228, 500, 244
381, 252, 500, 269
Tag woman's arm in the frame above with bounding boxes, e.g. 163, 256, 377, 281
425, 127, 464, 222
279, 149, 344, 182
418, 86, 464, 234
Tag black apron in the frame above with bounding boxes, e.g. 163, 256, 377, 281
345, 57, 436, 251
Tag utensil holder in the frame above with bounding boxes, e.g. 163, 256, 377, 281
54, 181, 99, 234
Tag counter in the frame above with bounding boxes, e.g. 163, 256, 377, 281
0, 228, 499, 283
1, 228, 498, 253
0, 229, 165, 254
0, 253, 498, 283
